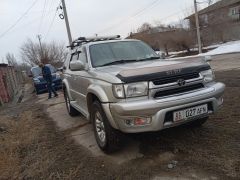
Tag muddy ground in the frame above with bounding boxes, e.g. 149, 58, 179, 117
0, 70, 240, 179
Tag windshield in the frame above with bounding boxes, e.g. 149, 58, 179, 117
31, 64, 56, 77
89, 41, 159, 67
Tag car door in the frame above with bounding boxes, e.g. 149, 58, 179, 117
67, 52, 79, 100
70, 47, 89, 115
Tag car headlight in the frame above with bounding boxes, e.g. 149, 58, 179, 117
200, 69, 215, 82
124, 82, 148, 97
113, 82, 148, 98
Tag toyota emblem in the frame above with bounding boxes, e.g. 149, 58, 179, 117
177, 79, 186, 86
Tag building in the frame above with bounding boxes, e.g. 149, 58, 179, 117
186, 0, 240, 45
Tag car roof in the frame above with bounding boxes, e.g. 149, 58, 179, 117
85, 39, 141, 46
70, 39, 142, 52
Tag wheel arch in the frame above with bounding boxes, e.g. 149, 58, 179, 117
87, 86, 119, 129
62, 79, 73, 100
87, 85, 109, 104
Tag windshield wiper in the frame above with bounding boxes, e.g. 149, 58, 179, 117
138, 56, 160, 61
99, 59, 138, 67
99, 56, 160, 67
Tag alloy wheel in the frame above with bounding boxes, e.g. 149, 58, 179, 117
95, 111, 106, 145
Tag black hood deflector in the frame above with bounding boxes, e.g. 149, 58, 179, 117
116, 64, 210, 83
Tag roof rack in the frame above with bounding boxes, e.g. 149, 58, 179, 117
68, 35, 121, 49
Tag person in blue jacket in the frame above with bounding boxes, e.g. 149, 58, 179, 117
39, 63, 58, 99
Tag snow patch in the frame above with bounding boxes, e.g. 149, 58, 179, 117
203, 41, 240, 56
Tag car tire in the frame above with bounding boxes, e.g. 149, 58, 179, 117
188, 117, 208, 127
91, 100, 122, 153
64, 89, 79, 117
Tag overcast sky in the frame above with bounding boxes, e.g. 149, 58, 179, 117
0, 0, 207, 62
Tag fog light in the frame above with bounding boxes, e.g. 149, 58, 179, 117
134, 117, 151, 126
125, 119, 134, 126
125, 117, 152, 126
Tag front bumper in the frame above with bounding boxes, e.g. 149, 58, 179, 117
104, 82, 225, 133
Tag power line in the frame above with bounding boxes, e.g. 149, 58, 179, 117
43, 1, 62, 40
5, 16, 44, 34
131, 0, 160, 18
38, 0, 47, 34
47, 0, 56, 13
0, 0, 39, 39
95, 0, 190, 35
96, 0, 160, 34
44, 9, 58, 40
97, 4, 192, 35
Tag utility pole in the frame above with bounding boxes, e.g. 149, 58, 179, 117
61, 0, 73, 45
37, 34, 43, 62
194, 0, 202, 54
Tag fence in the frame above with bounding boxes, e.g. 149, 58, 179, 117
0, 64, 25, 105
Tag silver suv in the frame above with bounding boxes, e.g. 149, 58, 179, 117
62, 36, 225, 153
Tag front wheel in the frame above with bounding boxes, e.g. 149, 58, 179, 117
91, 101, 122, 153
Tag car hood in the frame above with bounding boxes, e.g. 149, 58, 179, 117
96, 57, 210, 83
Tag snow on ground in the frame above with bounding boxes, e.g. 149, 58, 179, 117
157, 40, 240, 59
202, 40, 240, 56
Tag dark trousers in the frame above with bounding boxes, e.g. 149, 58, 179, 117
46, 79, 57, 98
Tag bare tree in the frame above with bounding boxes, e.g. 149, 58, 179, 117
20, 39, 67, 67
137, 23, 152, 33
130, 20, 195, 55
6, 53, 18, 66
207, 0, 220, 6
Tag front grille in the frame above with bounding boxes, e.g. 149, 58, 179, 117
152, 72, 199, 85
154, 83, 204, 98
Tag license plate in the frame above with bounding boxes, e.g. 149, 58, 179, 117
173, 104, 208, 122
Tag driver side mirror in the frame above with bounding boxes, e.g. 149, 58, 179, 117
156, 51, 166, 59
70, 61, 85, 71
202, 55, 212, 62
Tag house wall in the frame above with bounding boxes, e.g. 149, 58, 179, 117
189, 2, 240, 26
188, 2, 240, 45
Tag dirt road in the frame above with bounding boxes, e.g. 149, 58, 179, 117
0, 53, 239, 179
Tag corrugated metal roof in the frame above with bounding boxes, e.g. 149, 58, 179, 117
186, 0, 240, 19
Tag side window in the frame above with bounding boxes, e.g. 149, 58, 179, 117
64, 53, 71, 67
78, 47, 87, 64
70, 53, 78, 62
69, 47, 88, 71
69, 53, 78, 70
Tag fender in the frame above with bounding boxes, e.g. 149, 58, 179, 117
62, 79, 73, 100
87, 84, 110, 103
87, 84, 119, 129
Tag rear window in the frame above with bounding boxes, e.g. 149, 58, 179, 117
31, 64, 56, 77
